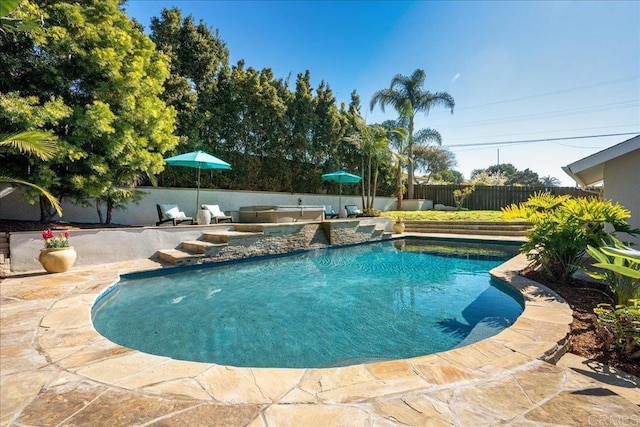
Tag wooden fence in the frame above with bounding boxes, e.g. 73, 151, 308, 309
412, 185, 597, 211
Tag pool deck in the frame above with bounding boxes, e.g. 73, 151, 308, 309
1, 234, 639, 426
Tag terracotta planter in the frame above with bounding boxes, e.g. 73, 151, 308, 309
39, 247, 77, 273
393, 223, 405, 234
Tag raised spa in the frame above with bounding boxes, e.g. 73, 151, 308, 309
238, 205, 325, 223
92, 239, 524, 368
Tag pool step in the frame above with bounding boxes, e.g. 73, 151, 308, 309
181, 240, 227, 254
156, 248, 205, 266
232, 224, 265, 232
202, 230, 264, 244
403, 220, 532, 236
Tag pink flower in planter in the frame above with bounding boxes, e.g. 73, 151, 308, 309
42, 229, 71, 249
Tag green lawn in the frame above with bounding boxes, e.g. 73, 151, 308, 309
382, 210, 519, 221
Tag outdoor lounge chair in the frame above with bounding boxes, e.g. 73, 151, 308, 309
324, 205, 338, 219
201, 204, 233, 224
156, 204, 194, 226
345, 205, 363, 217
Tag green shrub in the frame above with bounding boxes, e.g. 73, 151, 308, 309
594, 300, 640, 362
584, 238, 640, 305
453, 184, 475, 210
502, 193, 637, 281
362, 208, 381, 217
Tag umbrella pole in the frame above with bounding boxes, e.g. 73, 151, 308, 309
339, 182, 342, 217
196, 167, 201, 214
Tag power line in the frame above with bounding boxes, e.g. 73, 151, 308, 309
440, 101, 639, 129
551, 141, 605, 149
430, 75, 640, 114
444, 123, 639, 142
445, 132, 639, 149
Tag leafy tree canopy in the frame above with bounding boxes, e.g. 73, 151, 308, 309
471, 163, 551, 186
431, 169, 464, 184
0, 0, 179, 222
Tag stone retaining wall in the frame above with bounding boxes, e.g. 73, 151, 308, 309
204, 223, 331, 262
0, 232, 9, 277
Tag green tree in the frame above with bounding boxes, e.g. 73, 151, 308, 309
149, 7, 229, 149
285, 71, 316, 191
0, 0, 67, 218
1, 0, 179, 223
472, 163, 541, 186
370, 69, 454, 199
511, 168, 540, 186
472, 163, 517, 181
431, 169, 464, 184
413, 145, 456, 183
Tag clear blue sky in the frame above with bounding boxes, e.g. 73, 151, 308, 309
125, 1, 640, 186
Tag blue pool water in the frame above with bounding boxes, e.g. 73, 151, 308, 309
92, 239, 523, 368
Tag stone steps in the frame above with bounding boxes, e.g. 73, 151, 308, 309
202, 230, 264, 244
181, 240, 227, 254
403, 220, 532, 236
156, 248, 206, 266
155, 220, 391, 266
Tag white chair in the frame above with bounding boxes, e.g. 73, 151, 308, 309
155, 204, 194, 226
324, 205, 338, 219
201, 204, 233, 223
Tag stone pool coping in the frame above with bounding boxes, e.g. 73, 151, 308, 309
38, 253, 574, 403
3, 240, 639, 426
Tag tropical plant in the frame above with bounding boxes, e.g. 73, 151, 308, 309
539, 175, 562, 187
0, 130, 62, 218
379, 119, 409, 210
503, 193, 638, 281
593, 300, 640, 362
0, 0, 38, 34
344, 115, 397, 210
584, 238, 640, 305
369, 69, 454, 199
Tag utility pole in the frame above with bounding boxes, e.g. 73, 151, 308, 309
497, 148, 500, 172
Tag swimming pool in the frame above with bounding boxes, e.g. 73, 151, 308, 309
92, 238, 524, 368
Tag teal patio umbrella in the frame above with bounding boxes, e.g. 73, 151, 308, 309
321, 170, 362, 217
164, 150, 231, 212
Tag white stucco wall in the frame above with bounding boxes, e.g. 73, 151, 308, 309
603, 148, 640, 245
9, 217, 393, 272
0, 186, 396, 226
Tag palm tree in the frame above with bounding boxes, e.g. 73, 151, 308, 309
344, 115, 404, 211
0, 0, 38, 34
540, 175, 561, 187
0, 131, 62, 216
370, 69, 454, 199
381, 120, 409, 210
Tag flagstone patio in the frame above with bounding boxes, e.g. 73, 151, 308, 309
1, 246, 638, 426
